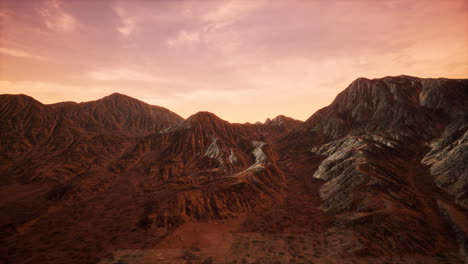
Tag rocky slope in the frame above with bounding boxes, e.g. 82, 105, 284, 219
0, 93, 183, 182
280, 76, 468, 258
0, 75, 467, 264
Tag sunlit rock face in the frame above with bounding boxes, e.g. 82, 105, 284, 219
304, 76, 462, 140
0, 76, 467, 264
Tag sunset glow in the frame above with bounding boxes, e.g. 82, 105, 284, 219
1, 0, 467, 122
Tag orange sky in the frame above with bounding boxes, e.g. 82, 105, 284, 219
1, 0, 467, 123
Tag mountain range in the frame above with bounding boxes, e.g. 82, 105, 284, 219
0, 75, 467, 264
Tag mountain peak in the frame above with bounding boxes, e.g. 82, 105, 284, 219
267, 115, 288, 123
74, 93, 183, 133
264, 115, 303, 127
176, 111, 233, 135
354, 75, 420, 82
187, 111, 224, 123
107, 92, 129, 98
100, 93, 141, 103
0, 94, 44, 110
0, 93, 42, 104
304, 76, 468, 139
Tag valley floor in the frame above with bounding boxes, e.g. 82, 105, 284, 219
99, 230, 464, 264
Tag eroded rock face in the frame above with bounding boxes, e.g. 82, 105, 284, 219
304, 76, 454, 140
423, 127, 468, 208
311, 133, 452, 255
292, 76, 468, 256
417, 79, 468, 209
119, 112, 285, 229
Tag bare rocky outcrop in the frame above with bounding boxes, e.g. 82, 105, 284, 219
286, 76, 468, 256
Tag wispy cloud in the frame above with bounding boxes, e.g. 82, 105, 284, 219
113, 4, 136, 36
202, 1, 263, 30
38, 0, 76, 32
167, 30, 201, 47
0, 47, 45, 60
166, 1, 262, 50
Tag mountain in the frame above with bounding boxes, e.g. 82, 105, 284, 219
265, 115, 302, 128
0, 76, 467, 264
279, 76, 468, 257
0, 93, 183, 183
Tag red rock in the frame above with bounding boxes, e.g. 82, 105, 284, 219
0, 76, 467, 263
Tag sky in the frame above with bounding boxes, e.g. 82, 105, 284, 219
0, 0, 467, 123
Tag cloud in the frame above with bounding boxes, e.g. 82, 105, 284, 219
38, 0, 76, 32
165, 1, 263, 50
0, 47, 45, 60
202, 1, 264, 30
167, 30, 201, 47
113, 4, 136, 36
